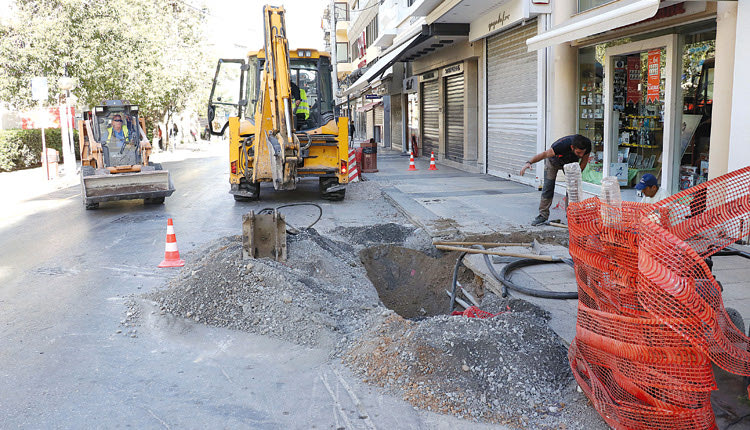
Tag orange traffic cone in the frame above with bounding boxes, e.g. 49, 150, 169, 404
428, 152, 438, 171
158, 218, 185, 268
408, 150, 418, 171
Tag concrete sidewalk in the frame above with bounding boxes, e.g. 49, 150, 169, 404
364, 149, 570, 238
364, 148, 750, 345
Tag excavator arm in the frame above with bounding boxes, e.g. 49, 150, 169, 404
256, 5, 301, 190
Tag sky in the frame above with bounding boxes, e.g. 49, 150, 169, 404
205, 0, 331, 58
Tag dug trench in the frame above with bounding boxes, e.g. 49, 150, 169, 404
137, 224, 606, 428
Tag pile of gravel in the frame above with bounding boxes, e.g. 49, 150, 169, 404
145, 227, 601, 428
147, 229, 385, 348
344, 298, 584, 428
336, 222, 416, 246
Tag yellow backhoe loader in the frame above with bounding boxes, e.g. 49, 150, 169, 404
207, 5, 349, 201
76, 100, 175, 209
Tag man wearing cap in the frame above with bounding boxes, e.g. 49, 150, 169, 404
636, 173, 668, 204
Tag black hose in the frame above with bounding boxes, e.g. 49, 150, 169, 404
258, 203, 323, 233
489, 255, 578, 299
449, 251, 469, 313
714, 246, 750, 260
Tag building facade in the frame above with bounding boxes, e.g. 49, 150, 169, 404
328, 0, 748, 201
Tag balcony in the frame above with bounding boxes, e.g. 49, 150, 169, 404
336, 20, 349, 41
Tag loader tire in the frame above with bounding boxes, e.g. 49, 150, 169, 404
319, 178, 346, 201
85, 202, 99, 210
234, 180, 260, 201
145, 197, 165, 205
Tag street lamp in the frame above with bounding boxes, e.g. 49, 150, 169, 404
58, 75, 76, 177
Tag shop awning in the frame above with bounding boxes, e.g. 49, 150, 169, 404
526, 0, 660, 51
346, 34, 424, 96
356, 100, 383, 112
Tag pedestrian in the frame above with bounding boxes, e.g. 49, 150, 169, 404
520, 134, 592, 226
635, 173, 667, 204
348, 119, 355, 144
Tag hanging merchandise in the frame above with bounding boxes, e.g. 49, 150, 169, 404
626, 55, 641, 105
647, 49, 661, 103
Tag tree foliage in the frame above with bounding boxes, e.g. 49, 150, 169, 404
0, 0, 213, 123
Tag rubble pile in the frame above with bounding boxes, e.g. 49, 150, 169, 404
147, 226, 601, 428
344, 297, 590, 428
148, 230, 384, 348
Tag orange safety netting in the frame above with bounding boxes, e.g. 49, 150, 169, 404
567, 166, 750, 430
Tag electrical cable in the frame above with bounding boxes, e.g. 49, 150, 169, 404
258, 203, 323, 233
448, 250, 469, 313
448, 245, 577, 312
491, 256, 577, 300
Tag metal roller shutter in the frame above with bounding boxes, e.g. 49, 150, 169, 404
391, 96, 403, 151
375, 106, 384, 126
366, 109, 374, 140
486, 19, 538, 177
444, 73, 464, 161
421, 79, 439, 157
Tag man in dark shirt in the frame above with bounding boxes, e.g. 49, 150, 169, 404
520, 134, 592, 226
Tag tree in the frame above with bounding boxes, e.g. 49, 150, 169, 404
0, 0, 213, 129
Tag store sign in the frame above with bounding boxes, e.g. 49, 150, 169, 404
647, 50, 661, 103
403, 76, 418, 94
420, 70, 438, 82
443, 63, 463, 77
365, 94, 381, 100
626, 56, 640, 105
469, 0, 527, 42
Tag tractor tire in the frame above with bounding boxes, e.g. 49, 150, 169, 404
319, 178, 346, 201
234, 180, 260, 202
145, 197, 165, 205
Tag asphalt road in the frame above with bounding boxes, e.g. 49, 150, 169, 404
0, 144, 505, 429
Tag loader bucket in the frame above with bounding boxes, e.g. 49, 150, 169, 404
81, 169, 175, 205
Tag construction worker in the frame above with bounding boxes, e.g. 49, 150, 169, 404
106, 114, 129, 147
291, 82, 309, 120
521, 134, 591, 226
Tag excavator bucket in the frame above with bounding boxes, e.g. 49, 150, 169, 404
242, 210, 287, 261
81, 167, 175, 207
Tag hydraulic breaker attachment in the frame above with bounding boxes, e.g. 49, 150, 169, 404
242, 209, 287, 261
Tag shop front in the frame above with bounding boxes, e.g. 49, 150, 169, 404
468, 0, 550, 183
576, 16, 717, 200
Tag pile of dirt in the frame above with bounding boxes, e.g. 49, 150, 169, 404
336, 223, 416, 246
344, 299, 590, 428
146, 228, 602, 428
147, 229, 385, 348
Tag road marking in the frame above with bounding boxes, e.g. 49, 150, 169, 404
319, 370, 353, 430
333, 368, 377, 429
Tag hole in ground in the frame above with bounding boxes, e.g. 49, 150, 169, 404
360, 245, 476, 319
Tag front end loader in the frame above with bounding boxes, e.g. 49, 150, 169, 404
76, 100, 175, 210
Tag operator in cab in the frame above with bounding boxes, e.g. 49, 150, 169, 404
106, 114, 129, 147
291, 82, 309, 124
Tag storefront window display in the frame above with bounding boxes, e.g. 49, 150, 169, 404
610, 47, 667, 189
578, 46, 605, 184
678, 31, 715, 191
580, 37, 667, 189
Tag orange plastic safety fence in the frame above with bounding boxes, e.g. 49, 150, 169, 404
567, 166, 750, 429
